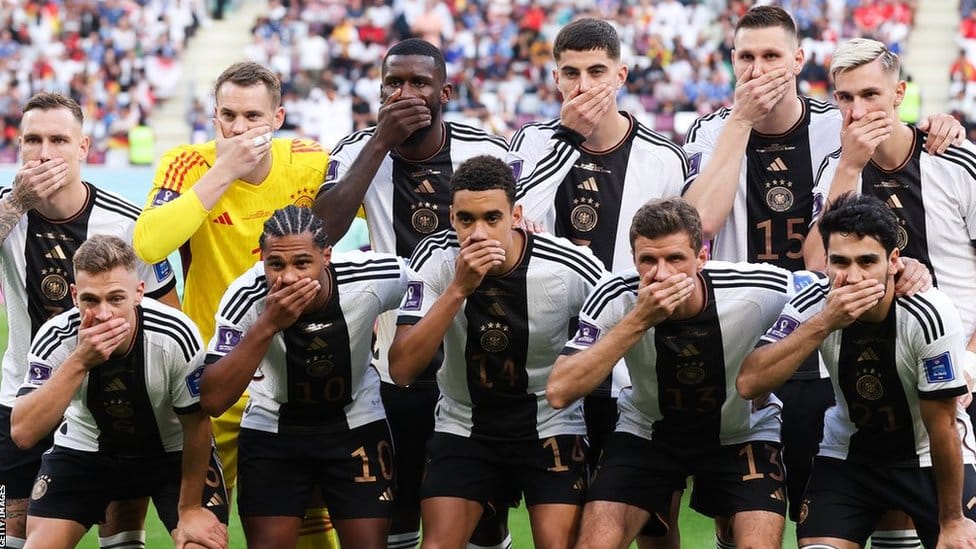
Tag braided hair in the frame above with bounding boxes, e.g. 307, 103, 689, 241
258, 205, 329, 250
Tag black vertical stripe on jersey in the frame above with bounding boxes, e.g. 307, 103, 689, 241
838, 306, 918, 467
24, 192, 95, 336
463, 236, 534, 440
744, 100, 816, 273
860, 127, 934, 284
280, 266, 353, 434
87, 307, 166, 455
651, 274, 725, 446
390, 133, 455, 258
553, 114, 634, 271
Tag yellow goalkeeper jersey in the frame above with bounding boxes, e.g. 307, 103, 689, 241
134, 138, 327, 341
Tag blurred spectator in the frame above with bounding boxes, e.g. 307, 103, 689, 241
0, 0, 198, 163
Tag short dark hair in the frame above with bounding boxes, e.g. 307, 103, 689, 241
553, 18, 620, 62
23, 92, 84, 126
383, 38, 447, 81
259, 205, 329, 250
214, 62, 282, 107
449, 155, 516, 205
73, 235, 137, 275
629, 197, 703, 251
735, 5, 798, 41
818, 192, 900, 254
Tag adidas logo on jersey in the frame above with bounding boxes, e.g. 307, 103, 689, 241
678, 344, 700, 357
577, 177, 599, 192
212, 212, 233, 225
488, 302, 506, 317
886, 195, 904, 209
378, 488, 394, 502
968, 496, 976, 510
44, 244, 67, 259
414, 180, 435, 194
105, 378, 127, 392
858, 348, 880, 362
207, 492, 226, 507
308, 337, 329, 350
766, 157, 788, 172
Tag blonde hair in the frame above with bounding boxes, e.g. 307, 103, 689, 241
830, 38, 900, 80
73, 235, 137, 275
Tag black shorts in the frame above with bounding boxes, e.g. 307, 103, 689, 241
237, 420, 395, 520
776, 377, 834, 521
588, 432, 786, 533
381, 382, 437, 517
583, 395, 618, 471
0, 404, 54, 499
797, 456, 976, 547
421, 432, 587, 508
27, 445, 229, 530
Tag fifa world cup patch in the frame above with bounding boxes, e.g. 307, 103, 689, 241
28, 362, 52, 384
152, 188, 179, 206
215, 327, 242, 353
687, 152, 702, 177
923, 351, 955, 383
153, 260, 172, 282
766, 315, 800, 341
185, 365, 205, 397
402, 282, 424, 311
509, 159, 524, 181
326, 160, 340, 182
572, 321, 601, 347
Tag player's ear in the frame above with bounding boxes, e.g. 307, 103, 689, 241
893, 80, 906, 107
441, 82, 453, 105
322, 245, 333, 266
449, 205, 456, 230
134, 280, 145, 305
511, 204, 523, 227
70, 284, 78, 308
272, 106, 285, 132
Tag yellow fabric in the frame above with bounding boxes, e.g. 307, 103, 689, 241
298, 507, 338, 548
134, 137, 327, 342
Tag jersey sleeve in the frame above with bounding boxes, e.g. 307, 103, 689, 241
133, 146, 213, 263
561, 276, 632, 356
397, 242, 451, 326
20, 312, 78, 396
168, 313, 207, 414
380, 256, 414, 312
681, 113, 721, 188
757, 279, 829, 346
810, 149, 842, 225
204, 268, 262, 364
949, 142, 976, 242
135, 254, 176, 299
510, 125, 581, 229
909, 294, 969, 399
317, 132, 361, 196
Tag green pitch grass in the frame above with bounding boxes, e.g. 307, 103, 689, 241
0, 309, 798, 547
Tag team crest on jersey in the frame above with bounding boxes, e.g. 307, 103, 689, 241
216, 327, 242, 353
31, 474, 51, 501
480, 322, 510, 353
152, 188, 179, 206
571, 198, 599, 232
305, 356, 334, 377
896, 222, 909, 250
923, 351, 955, 383
573, 321, 600, 347
764, 179, 794, 212
40, 267, 69, 301
509, 160, 523, 181
28, 362, 52, 384
676, 362, 706, 385
766, 315, 800, 341
153, 260, 172, 282
410, 202, 439, 234
403, 282, 424, 311
855, 367, 884, 401
291, 187, 316, 209
185, 365, 205, 397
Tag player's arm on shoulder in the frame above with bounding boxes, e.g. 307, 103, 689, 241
134, 148, 213, 263
682, 114, 752, 239
313, 137, 388, 246
174, 407, 227, 549
802, 155, 840, 271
